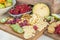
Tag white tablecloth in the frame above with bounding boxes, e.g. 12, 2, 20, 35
0, 30, 53, 40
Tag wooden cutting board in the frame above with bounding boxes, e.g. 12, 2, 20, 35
0, 14, 46, 40
44, 30, 60, 40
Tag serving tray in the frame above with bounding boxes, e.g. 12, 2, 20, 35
44, 30, 60, 40
0, 14, 47, 40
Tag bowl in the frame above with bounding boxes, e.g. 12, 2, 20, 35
0, 0, 16, 16
9, 11, 32, 18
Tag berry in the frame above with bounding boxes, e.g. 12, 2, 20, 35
23, 20, 28, 24
9, 9, 14, 14
33, 25, 38, 30
55, 24, 60, 34
19, 22, 24, 27
13, 9, 19, 15
9, 4, 32, 15
6, 19, 16, 24
19, 20, 29, 27
15, 18, 21, 23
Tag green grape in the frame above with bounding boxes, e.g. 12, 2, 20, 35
52, 14, 60, 20
45, 16, 53, 21
5, 2, 12, 7
10, 24, 24, 33
7, 0, 12, 3
0, 4, 5, 8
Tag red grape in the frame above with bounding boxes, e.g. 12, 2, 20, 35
9, 9, 14, 14
15, 18, 21, 23
55, 24, 60, 34
33, 25, 38, 30
19, 22, 24, 27
6, 19, 16, 24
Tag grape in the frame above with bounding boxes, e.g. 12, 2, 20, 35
0, 18, 8, 23
19, 22, 24, 27
6, 19, 16, 24
23, 20, 28, 24
13, 10, 19, 15
0, 4, 5, 8
33, 25, 38, 30
19, 20, 29, 27
7, 0, 12, 3
9, 9, 14, 14
11, 19, 16, 24
55, 24, 60, 34
15, 18, 21, 23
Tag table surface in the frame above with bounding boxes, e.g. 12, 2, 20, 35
0, 30, 53, 40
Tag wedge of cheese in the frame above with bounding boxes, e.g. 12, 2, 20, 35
33, 3, 50, 17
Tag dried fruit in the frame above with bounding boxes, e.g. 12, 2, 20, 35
21, 14, 32, 20
47, 22, 57, 33
48, 27, 55, 34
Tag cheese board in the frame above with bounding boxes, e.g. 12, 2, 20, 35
44, 30, 60, 40
0, 13, 48, 40
0, 2, 49, 40
0, 24, 46, 40
44, 21, 60, 40
0, 0, 60, 40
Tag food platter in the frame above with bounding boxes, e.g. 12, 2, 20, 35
44, 21, 60, 40
44, 31, 60, 40
0, 0, 60, 40
0, 24, 46, 40
0, 14, 47, 40
0, 3, 49, 40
